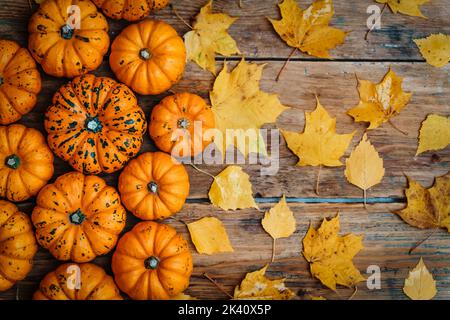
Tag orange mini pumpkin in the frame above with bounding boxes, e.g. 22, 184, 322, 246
112, 221, 192, 300
0, 40, 41, 124
93, 0, 169, 21
0, 200, 38, 292
28, 0, 109, 78
110, 19, 186, 95
149, 93, 215, 157
32, 171, 126, 263
45, 74, 146, 174
118, 152, 189, 220
0, 124, 54, 202
33, 263, 123, 300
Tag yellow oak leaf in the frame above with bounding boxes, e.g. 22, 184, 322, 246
171, 293, 198, 300
184, 1, 240, 74
345, 134, 385, 202
269, 0, 348, 58
403, 258, 437, 300
376, 0, 430, 18
302, 215, 365, 291
234, 265, 295, 300
209, 165, 258, 210
416, 114, 450, 155
414, 34, 450, 68
395, 173, 450, 232
210, 60, 289, 157
187, 217, 234, 255
347, 68, 412, 130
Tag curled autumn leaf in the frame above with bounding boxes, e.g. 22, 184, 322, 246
416, 114, 450, 155
187, 217, 234, 255
414, 34, 450, 68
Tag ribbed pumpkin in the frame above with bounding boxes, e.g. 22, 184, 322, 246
0, 40, 41, 125
149, 93, 215, 157
33, 263, 123, 300
112, 221, 193, 300
32, 171, 126, 263
0, 124, 54, 202
92, 0, 169, 21
28, 0, 109, 78
118, 152, 189, 220
0, 200, 38, 292
110, 19, 186, 95
45, 74, 146, 174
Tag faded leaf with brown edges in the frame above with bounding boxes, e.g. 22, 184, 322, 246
187, 217, 234, 254
376, 0, 430, 18
403, 258, 437, 300
414, 34, 450, 68
416, 114, 450, 155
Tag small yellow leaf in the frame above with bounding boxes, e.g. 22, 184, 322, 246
209, 165, 258, 210
416, 114, 450, 155
262, 195, 296, 239
234, 265, 295, 300
376, 0, 430, 18
347, 68, 412, 130
187, 217, 234, 254
308, 295, 326, 300
184, 0, 240, 74
414, 34, 450, 68
171, 293, 198, 300
403, 258, 437, 300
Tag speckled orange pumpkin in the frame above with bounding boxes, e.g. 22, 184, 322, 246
92, 0, 169, 21
0, 40, 41, 125
110, 19, 186, 95
28, 0, 109, 78
112, 221, 192, 300
0, 200, 38, 292
0, 124, 54, 202
33, 263, 123, 300
45, 74, 146, 174
118, 152, 189, 220
32, 171, 126, 263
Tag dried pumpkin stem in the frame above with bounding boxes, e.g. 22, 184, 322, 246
276, 47, 297, 82
203, 273, 233, 299
170, 4, 193, 29
315, 165, 321, 195
190, 164, 216, 180
364, 3, 386, 41
388, 119, 408, 136
409, 229, 437, 254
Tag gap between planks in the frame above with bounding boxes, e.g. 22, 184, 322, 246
186, 196, 405, 204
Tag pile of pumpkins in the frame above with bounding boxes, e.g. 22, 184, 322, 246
0, 0, 216, 300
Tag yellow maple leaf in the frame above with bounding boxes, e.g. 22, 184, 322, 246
187, 217, 234, 254
269, 0, 348, 58
345, 134, 385, 203
403, 258, 437, 300
376, 0, 430, 18
210, 60, 289, 157
302, 215, 365, 291
347, 68, 412, 130
414, 34, 450, 68
184, 1, 240, 74
209, 165, 258, 210
395, 173, 450, 232
234, 265, 295, 300
416, 114, 450, 155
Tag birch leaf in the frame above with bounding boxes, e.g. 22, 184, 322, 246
187, 217, 234, 255
403, 258, 437, 300
414, 34, 450, 68
416, 114, 450, 155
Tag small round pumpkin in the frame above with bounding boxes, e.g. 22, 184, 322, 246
118, 152, 189, 220
0, 39, 41, 124
110, 19, 186, 95
33, 263, 123, 300
149, 93, 215, 157
32, 171, 126, 263
0, 124, 54, 202
28, 0, 109, 78
112, 221, 192, 300
0, 200, 38, 292
93, 0, 169, 21
45, 74, 146, 174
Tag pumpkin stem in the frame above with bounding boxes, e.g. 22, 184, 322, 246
5, 154, 20, 169
144, 256, 160, 269
177, 118, 190, 129
147, 181, 158, 194
60, 24, 74, 40
69, 209, 86, 225
139, 48, 152, 60
85, 116, 103, 133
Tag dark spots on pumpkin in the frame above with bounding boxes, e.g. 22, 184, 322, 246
69, 121, 78, 129
87, 138, 95, 146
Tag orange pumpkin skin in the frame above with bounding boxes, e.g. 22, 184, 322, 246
45, 74, 146, 174
149, 93, 215, 157
0, 40, 41, 124
110, 19, 186, 95
28, 0, 109, 78
0, 200, 38, 292
32, 171, 126, 263
118, 152, 189, 220
33, 263, 123, 300
0, 124, 54, 202
112, 221, 192, 300
93, 0, 169, 21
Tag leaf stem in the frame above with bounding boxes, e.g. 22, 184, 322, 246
348, 286, 358, 300
364, 3, 386, 41
271, 238, 276, 263
190, 164, 216, 180
363, 189, 367, 209
276, 47, 297, 82
170, 4, 193, 29
315, 165, 321, 195
409, 229, 437, 254
388, 119, 408, 135
203, 273, 233, 299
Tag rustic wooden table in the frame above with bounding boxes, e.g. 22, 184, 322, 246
0, 0, 449, 300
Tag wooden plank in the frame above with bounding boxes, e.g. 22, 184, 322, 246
1, 0, 449, 60
1, 202, 450, 300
